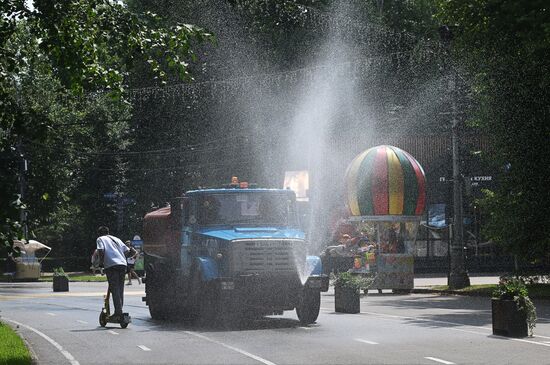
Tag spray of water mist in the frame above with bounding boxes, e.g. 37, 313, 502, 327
166, 1, 419, 284
286, 2, 371, 283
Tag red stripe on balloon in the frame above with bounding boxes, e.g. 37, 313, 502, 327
404, 151, 426, 215
372, 146, 389, 215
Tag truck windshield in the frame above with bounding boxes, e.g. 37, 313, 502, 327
196, 192, 298, 227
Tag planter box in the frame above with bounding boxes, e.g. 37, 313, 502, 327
53, 276, 69, 292
492, 298, 528, 338
335, 286, 360, 314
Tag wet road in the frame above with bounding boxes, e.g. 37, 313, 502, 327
1, 281, 549, 365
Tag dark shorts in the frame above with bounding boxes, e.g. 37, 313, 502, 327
126, 264, 135, 273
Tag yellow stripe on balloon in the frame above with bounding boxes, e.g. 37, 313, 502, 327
346, 148, 373, 215
387, 147, 404, 214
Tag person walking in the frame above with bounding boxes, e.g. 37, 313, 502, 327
96, 226, 135, 320
125, 240, 141, 285
90, 249, 104, 275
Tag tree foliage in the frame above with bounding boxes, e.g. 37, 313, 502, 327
0, 0, 210, 257
436, 0, 550, 261
5, 0, 547, 269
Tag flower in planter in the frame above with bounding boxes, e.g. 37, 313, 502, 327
493, 276, 536, 336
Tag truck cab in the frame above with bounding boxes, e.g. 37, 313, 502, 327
142, 185, 328, 325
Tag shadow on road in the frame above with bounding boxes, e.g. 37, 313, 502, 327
356, 293, 550, 328
135, 315, 304, 333
70, 327, 120, 332
361, 294, 493, 327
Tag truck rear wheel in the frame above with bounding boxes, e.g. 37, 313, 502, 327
296, 288, 321, 325
146, 269, 171, 320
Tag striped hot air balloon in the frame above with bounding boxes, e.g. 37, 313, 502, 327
345, 145, 426, 217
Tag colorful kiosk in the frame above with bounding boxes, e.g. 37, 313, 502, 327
342, 145, 426, 291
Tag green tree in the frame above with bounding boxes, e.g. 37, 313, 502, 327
436, 0, 550, 262
0, 0, 211, 257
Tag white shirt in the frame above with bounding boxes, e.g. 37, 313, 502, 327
127, 252, 136, 265
96, 235, 129, 269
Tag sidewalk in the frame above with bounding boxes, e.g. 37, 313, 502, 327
414, 274, 500, 288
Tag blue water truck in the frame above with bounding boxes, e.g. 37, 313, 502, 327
142, 180, 328, 325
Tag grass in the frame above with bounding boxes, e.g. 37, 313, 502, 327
431, 284, 495, 296
0, 322, 32, 365
429, 283, 550, 298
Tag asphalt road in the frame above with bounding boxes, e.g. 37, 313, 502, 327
1, 281, 549, 365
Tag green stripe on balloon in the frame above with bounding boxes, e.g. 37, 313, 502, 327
391, 146, 418, 215
356, 148, 376, 215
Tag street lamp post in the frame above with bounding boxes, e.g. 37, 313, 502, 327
439, 25, 470, 289
17, 138, 29, 241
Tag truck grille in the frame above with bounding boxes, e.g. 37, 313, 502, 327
230, 239, 306, 274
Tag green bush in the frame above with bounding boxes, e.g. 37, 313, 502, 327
331, 272, 374, 291
53, 267, 68, 277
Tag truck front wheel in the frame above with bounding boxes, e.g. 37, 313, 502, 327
296, 288, 321, 325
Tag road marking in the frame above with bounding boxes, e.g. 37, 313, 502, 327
46, 312, 56, 316
184, 331, 277, 365
321, 308, 550, 348
108, 330, 119, 335
4, 317, 80, 365
298, 326, 312, 330
355, 339, 379, 345
425, 356, 455, 364
137, 345, 151, 351
76, 320, 88, 324
500, 337, 550, 347
447, 325, 550, 348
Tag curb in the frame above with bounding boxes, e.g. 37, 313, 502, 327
22, 334, 39, 365
411, 288, 490, 297
411, 288, 550, 301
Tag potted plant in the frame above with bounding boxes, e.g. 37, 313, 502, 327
52, 267, 69, 292
492, 276, 536, 337
332, 272, 374, 314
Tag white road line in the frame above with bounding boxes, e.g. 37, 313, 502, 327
321, 308, 550, 348
503, 337, 550, 347
298, 326, 312, 330
425, 356, 455, 364
448, 324, 550, 348
108, 330, 119, 335
46, 312, 56, 316
76, 320, 88, 324
4, 317, 80, 365
184, 331, 277, 365
355, 339, 379, 345
137, 345, 151, 351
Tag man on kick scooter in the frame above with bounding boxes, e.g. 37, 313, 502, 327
96, 226, 136, 323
